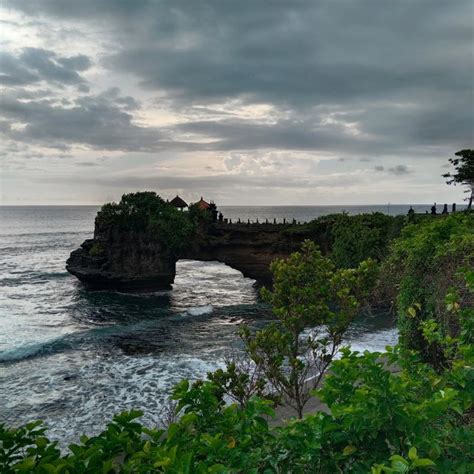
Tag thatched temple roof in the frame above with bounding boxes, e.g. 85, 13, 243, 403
170, 195, 188, 208
197, 197, 210, 210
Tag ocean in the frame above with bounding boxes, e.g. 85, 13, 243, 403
0, 205, 418, 445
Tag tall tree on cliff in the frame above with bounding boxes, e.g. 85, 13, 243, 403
240, 241, 377, 419
443, 149, 474, 210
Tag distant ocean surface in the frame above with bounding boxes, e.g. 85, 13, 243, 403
0, 204, 424, 445
220, 204, 438, 222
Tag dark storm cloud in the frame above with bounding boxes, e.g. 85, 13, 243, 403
7, 1, 471, 103
176, 117, 372, 153
173, 115, 451, 157
4, 0, 154, 19
3, 0, 473, 160
50, 171, 366, 193
0, 88, 170, 151
0, 48, 91, 87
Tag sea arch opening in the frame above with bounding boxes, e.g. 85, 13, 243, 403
171, 259, 258, 309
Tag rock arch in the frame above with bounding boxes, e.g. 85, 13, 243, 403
67, 223, 328, 291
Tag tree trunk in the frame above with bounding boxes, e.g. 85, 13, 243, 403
292, 333, 304, 419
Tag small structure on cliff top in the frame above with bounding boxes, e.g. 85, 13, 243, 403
197, 197, 210, 210
170, 195, 188, 210
193, 197, 219, 221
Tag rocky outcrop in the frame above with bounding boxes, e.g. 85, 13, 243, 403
66, 221, 328, 290
182, 224, 310, 284
67, 227, 176, 290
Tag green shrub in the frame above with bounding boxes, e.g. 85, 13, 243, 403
289, 212, 406, 268
2, 341, 471, 472
95, 192, 197, 256
381, 213, 474, 363
329, 212, 406, 268
242, 240, 377, 418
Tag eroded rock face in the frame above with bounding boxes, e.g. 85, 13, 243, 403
182, 224, 309, 284
66, 222, 327, 290
66, 226, 176, 290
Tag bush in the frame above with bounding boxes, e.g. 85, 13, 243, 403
240, 240, 377, 418
380, 213, 474, 364
329, 212, 406, 268
95, 192, 197, 256
289, 212, 406, 268
2, 336, 471, 472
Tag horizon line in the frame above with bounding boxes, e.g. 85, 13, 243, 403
0, 203, 466, 208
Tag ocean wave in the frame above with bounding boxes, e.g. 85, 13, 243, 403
0, 352, 225, 449
0, 337, 76, 363
0, 325, 131, 363
0, 271, 70, 287
0, 303, 225, 364
0, 245, 79, 259
186, 305, 214, 316
0, 230, 91, 238
0, 309, 215, 364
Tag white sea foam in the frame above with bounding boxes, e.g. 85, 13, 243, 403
1, 351, 225, 448
186, 305, 214, 316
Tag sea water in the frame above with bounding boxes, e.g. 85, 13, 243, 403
0, 205, 409, 446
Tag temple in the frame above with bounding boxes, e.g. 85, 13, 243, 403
196, 197, 210, 210
169, 195, 188, 210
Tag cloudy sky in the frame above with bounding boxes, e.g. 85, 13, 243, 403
0, 1, 472, 205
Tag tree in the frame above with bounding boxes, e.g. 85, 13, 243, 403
241, 240, 377, 418
95, 191, 196, 255
443, 149, 474, 210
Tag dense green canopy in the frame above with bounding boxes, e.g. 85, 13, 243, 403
443, 149, 474, 209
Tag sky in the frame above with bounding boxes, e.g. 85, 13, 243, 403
0, 0, 472, 205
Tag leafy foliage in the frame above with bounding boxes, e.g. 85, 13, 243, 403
443, 149, 474, 209
95, 192, 198, 255
2, 312, 472, 472
207, 356, 274, 408
239, 240, 378, 418
380, 213, 474, 365
328, 212, 406, 268
291, 212, 406, 268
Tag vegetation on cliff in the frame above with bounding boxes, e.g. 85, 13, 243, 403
95, 193, 407, 269
443, 149, 474, 210
322, 212, 405, 268
285, 212, 406, 269
95, 192, 201, 255
380, 213, 474, 367
242, 241, 377, 418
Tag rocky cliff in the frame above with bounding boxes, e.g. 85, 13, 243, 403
67, 225, 177, 290
66, 221, 328, 290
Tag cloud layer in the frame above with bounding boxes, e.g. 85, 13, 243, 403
0, 0, 472, 204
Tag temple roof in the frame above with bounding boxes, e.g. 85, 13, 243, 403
197, 196, 210, 209
170, 195, 188, 208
